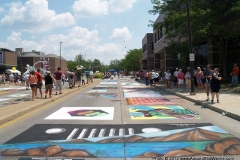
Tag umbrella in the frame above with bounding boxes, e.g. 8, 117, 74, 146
77, 65, 85, 70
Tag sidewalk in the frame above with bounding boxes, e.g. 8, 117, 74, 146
0, 79, 102, 125
154, 83, 240, 121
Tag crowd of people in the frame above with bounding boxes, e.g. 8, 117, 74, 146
135, 63, 239, 104
1, 67, 95, 101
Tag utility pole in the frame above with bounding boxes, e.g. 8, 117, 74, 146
186, 0, 195, 95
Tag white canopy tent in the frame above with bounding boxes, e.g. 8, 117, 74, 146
6, 69, 21, 75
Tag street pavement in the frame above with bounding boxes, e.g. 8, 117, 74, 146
153, 82, 240, 121
0, 77, 240, 160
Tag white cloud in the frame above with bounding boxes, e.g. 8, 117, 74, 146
0, 27, 125, 64
109, 0, 137, 13
110, 26, 132, 40
72, 0, 137, 18
0, 7, 4, 13
72, 0, 109, 18
0, 0, 76, 33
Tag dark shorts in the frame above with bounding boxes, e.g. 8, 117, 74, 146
154, 78, 159, 82
211, 84, 221, 93
37, 81, 42, 88
30, 84, 37, 88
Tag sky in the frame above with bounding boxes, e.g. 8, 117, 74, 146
0, 0, 158, 65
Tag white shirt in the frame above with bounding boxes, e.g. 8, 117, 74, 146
24, 74, 29, 81
153, 72, 159, 78
90, 71, 94, 76
185, 72, 191, 79
165, 72, 171, 80
174, 71, 179, 77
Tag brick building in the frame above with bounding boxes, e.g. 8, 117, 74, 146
141, 33, 154, 71
16, 48, 68, 74
0, 48, 17, 73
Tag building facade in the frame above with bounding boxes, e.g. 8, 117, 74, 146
0, 48, 17, 73
141, 33, 154, 71
15, 48, 68, 74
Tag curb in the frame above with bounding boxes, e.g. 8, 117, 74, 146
0, 79, 102, 125
156, 85, 240, 121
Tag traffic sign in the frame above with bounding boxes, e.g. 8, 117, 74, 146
189, 53, 195, 61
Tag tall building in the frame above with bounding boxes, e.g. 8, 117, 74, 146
141, 33, 154, 71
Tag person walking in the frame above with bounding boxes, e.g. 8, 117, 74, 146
195, 67, 204, 92
203, 65, 213, 101
24, 73, 30, 90
230, 63, 239, 87
173, 68, 178, 87
44, 71, 55, 98
177, 69, 184, 92
54, 67, 63, 94
35, 68, 43, 98
68, 71, 74, 88
28, 70, 38, 101
75, 69, 82, 87
185, 69, 191, 92
145, 71, 150, 86
61, 73, 65, 86
81, 73, 86, 86
165, 70, 172, 88
90, 70, 94, 82
210, 68, 222, 103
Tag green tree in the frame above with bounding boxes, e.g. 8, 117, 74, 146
149, 0, 240, 79
67, 60, 78, 71
109, 59, 122, 71
124, 49, 142, 71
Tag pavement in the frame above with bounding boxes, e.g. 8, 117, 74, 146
0, 78, 239, 126
148, 81, 240, 121
0, 79, 102, 125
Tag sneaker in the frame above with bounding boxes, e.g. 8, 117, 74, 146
206, 98, 209, 101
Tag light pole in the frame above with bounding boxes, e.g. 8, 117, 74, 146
186, 0, 195, 95
60, 42, 63, 69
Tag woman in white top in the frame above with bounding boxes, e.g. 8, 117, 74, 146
165, 70, 172, 88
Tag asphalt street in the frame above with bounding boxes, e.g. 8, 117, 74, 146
0, 77, 240, 160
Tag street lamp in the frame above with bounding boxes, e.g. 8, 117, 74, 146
60, 42, 63, 69
186, 0, 195, 95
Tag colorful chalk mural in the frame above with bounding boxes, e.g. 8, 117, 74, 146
45, 107, 114, 120
2, 123, 240, 158
129, 106, 200, 119
87, 90, 107, 93
127, 97, 175, 105
84, 93, 118, 98
123, 91, 162, 98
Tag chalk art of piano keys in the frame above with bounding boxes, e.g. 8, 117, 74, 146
2, 123, 240, 158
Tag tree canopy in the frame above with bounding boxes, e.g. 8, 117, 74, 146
149, 0, 240, 79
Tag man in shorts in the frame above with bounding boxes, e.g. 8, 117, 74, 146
75, 69, 82, 87
54, 67, 63, 95
177, 69, 185, 92
203, 64, 213, 101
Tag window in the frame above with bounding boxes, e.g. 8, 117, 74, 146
155, 33, 157, 43
0, 52, 3, 64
